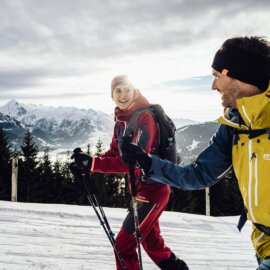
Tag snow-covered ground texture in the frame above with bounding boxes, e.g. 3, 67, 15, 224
0, 200, 257, 270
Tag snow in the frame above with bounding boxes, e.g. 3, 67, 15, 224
0, 99, 113, 125
187, 139, 200, 151
0, 200, 257, 269
179, 126, 190, 132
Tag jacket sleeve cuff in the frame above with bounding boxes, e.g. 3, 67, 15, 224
91, 157, 96, 172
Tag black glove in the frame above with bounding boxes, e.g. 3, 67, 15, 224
120, 136, 152, 175
69, 162, 85, 178
71, 147, 92, 171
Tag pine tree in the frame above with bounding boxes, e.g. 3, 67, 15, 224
21, 130, 39, 164
94, 139, 127, 207
93, 138, 109, 205
86, 144, 92, 156
0, 128, 12, 200
52, 159, 64, 203
62, 150, 72, 179
167, 151, 188, 211
61, 150, 84, 205
38, 149, 54, 203
19, 129, 39, 202
105, 174, 127, 208
95, 138, 105, 156
167, 153, 206, 214
210, 171, 243, 216
168, 152, 243, 216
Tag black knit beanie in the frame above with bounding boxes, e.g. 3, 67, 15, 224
212, 47, 269, 91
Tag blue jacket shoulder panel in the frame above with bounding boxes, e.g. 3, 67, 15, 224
149, 124, 233, 190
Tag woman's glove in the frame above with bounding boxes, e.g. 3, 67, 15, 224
120, 136, 152, 175
69, 162, 85, 178
71, 147, 92, 171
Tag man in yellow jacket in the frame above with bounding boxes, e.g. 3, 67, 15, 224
121, 36, 270, 270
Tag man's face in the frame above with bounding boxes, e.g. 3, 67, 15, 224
112, 84, 135, 110
211, 69, 261, 108
211, 69, 240, 108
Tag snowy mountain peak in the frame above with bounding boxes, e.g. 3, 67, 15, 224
0, 100, 114, 151
0, 99, 27, 118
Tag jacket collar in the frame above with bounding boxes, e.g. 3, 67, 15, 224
236, 84, 270, 129
218, 83, 270, 130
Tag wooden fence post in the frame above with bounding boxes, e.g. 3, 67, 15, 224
205, 187, 210, 216
11, 157, 18, 202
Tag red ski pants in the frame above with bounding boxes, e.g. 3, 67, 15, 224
114, 198, 172, 270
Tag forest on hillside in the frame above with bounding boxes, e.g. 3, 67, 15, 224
0, 128, 243, 216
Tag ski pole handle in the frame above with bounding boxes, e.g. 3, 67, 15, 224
129, 164, 137, 197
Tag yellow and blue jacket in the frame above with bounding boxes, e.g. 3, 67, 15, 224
150, 85, 270, 227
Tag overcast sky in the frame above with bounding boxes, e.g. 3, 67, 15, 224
0, 0, 269, 121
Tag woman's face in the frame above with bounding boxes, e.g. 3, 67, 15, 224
112, 84, 135, 110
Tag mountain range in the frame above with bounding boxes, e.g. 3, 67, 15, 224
0, 100, 114, 152
176, 121, 219, 164
0, 100, 219, 162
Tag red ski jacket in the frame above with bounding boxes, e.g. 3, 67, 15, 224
91, 91, 170, 203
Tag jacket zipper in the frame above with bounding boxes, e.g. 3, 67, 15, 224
248, 140, 258, 223
250, 152, 258, 206
243, 104, 258, 222
254, 153, 258, 207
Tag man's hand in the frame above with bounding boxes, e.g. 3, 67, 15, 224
120, 136, 152, 175
71, 147, 92, 171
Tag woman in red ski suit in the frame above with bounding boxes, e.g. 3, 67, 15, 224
72, 75, 188, 270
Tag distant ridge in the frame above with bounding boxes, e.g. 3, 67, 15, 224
0, 100, 217, 161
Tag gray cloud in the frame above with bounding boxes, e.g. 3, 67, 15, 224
0, 89, 102, 99
0, 0, 269, 102
1, 0, 269, 58
0, 66, 84, 90
0, 69, 50, 89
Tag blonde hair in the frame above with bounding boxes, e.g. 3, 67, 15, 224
111, 75, 135, 97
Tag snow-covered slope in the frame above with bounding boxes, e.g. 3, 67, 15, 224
0, 112, 26, 146
0, 200, 257, 269
176, 121, 220, 164
171, 118, 199, 129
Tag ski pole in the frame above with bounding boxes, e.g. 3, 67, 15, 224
129, 164, 143, 270
77, 172, 127, 270
88, 175, 115, 244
